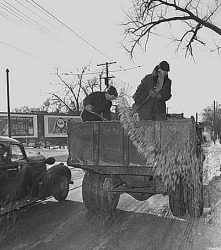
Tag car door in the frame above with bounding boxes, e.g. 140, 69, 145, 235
0, 143, 9, 200
7, 143, 29, 200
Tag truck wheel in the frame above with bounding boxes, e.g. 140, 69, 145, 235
82, 172, 100, 211
82, 172, 120, 214
187, 171, 204, 218
99, 175, 120, 214
169, 179, 186, 217
52, 175, 69, 202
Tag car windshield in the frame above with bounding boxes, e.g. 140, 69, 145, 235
10, 144, 25, 162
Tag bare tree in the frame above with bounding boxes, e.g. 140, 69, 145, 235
13, 106, 42, 113
123, 0, 221, 57
201, 103, 221, 138
13, 98, 61, 113
41, 98, 51, 112
48, 66, 102, 115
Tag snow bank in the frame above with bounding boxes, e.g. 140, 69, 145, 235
203, 140, 221, 185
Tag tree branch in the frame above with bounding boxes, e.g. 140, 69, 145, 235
123, 0, 221, 57
50, 93, 73, 113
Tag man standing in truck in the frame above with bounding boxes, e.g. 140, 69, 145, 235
133, 61, 172, 121
81, 85, 118, 122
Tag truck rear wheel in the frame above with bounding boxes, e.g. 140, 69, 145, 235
82, 172, 120, 214
99, 175, 120, 214
169, 179, 186, 217
187, 172, 204, 217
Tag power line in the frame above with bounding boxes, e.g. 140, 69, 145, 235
62, 65, 142, 76
25, 0, 69, 36
109, 65, 142, 73
0, 9, 15, 22
0, 2, 48, 37
26, 0, 61, 24
0, 0, 130, 73
5, 0, 126, 71
4, 0, 62, 39
28, 0, 114, 61
15, 0, 62, 33
0, 40, 34, 56
0, 1, 59, 40
63, 71, 102, 76
0, 3, 26, 23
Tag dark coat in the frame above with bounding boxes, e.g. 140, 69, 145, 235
133, 74, 172, 121
81, 92, 112, 121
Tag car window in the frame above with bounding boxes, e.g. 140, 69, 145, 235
0, 144, 7, 163
10, 144, 25, 162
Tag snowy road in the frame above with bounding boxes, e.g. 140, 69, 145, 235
0, 146, 221, 249
0, 167, 219, 250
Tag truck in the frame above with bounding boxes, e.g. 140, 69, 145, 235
67, 117, 204, 218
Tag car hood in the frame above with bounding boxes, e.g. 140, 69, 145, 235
27, 155, 46, 165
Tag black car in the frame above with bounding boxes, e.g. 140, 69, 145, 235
0, 136, 71, 214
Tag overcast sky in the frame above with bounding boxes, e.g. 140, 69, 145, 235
0, 0, 221, 119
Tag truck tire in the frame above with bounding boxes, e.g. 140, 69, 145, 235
187, 174, 204, 217
187, 149, 204, 218
82, 172, 100, 211
82, 172, 120, 214
52, 175, 69, 202
169, 179, 186, 217
99, 175, 120, 214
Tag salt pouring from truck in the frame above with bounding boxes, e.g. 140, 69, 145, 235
67, 115, 204, 218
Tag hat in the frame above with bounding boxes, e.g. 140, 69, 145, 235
159, 61, 170, 72
107, 86, 118, 98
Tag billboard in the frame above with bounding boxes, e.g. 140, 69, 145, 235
0, 114, 38, 138
44, 115, 81, 137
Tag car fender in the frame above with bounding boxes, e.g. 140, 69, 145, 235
38, 164, 71, 199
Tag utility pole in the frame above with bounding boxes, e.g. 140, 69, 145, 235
213, 100, 216, 143
97, 61, 116, 88
6, 68, 11, 138
195, 112, 198, 123
99, 74, 102, 92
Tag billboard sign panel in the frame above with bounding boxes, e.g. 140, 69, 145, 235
44, 115, 81, 137
0, 113, 38, 138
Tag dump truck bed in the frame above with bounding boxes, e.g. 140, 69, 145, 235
67, 119, 197, 173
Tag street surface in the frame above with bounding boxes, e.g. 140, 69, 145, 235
0, 147, 221, 250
